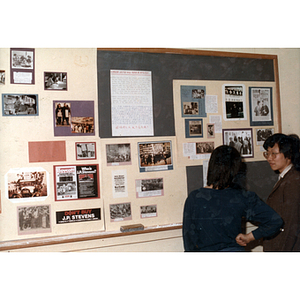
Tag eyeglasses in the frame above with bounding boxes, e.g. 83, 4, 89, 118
263, 151, 281, 159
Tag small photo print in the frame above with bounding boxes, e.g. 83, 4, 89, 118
2, 94, 38, 116
136, 178, 164, 198
183, 101, 199, 116
44, 72, 67, 90
140, 205, 157, 218
12, 50, 34, 69
71, 117, 94, 133
76, 142, 96, 160
109, 202, 132, 222
196, 142, 214, 154
55, 102, 71, 126
185, 119, 203, 138
106, 143, 131, 166
207, 123, 215, 138
256, 128, 274, 145
17, 205, 51, 235
0, 70, 5, 85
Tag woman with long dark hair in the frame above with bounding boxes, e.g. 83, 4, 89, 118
182, 145, 283, 251
263, 133, 300, 251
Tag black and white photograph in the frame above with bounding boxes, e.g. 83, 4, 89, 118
10, 48, 35, 84
71, 117, 94, 133
44, 72, 67, 90
223, 128, 254, 158
135, 178, 164, 198
181, 85, 207, 117
196, 142, 214, 154
138, 141, 173, 172
6, 168, 48, 202
223, 84, 246, 120
76, 142, 96, 160
55, 102, 71, 126
185, 119, 203, 138
106, 143, 131, 166
256, 128, 274, 145
140, 205, 157, 218
0, 70, 5, 85
17, 205, 51, 235
11, 49, 34, 69
2, 94, 38, 116
249, 87, 273, 126
207, 123, 215, 138
109, 202, 132, 222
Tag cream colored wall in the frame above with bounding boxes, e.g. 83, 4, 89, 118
0, 48, 299, 252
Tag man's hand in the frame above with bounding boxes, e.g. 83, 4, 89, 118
235, 232, 255, 246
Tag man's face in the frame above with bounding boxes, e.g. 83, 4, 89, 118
266, 143, 291, 173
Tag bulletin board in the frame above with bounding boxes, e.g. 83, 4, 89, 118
0, 48, 281, 251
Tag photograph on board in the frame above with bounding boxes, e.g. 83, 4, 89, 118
135, 178, 164, 198
109, 202, 132, 222
2, 94, 38, 116
256, 128, 274, 146
106, 143, 131, 166
76, 142, 96, 160
140, 205, 157, 218
44, 72, 67, 90
185, 118, 203, 138
17, 204, 51, 235
223, 128, 254, 158
138, 141, 173, 172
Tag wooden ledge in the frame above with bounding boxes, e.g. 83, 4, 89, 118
0, 223, 182, 252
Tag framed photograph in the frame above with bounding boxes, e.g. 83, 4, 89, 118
135, 178, 164, 198
207, 123, 215, 138
109, 202, 132, 222
140, 205, 157, 218
0, 70, 5, 85
53, 100, 95, 136
17, 204, 51, 235
5, 167, 49, 203
223, 128, 254, 158
2, 94, 38, 116
196, 142, 214, 154
44, 72, 67, 90
106, 143, 131, 166
138, 141, 173, 172
185, 118, 203, 138
249, 87, 273, 126
10, 48, 35, 84
222, 84, 247, 121
76, 142, 96, 160
181, 85, 207, 117
256, 128, 274, 146
54, 164, 100, 201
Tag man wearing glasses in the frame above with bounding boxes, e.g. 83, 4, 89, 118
262, 133, 300, 251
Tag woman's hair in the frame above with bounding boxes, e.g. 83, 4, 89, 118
263, 133, 300, 171
207, 145, 242, 190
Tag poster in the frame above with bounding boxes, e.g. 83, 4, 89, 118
56, 208, 101, 224
110, 70, 154, 136
54, 164, 99, 201
112, 169, 128, 198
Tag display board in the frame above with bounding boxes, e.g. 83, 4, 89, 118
0, 48, 281, 250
